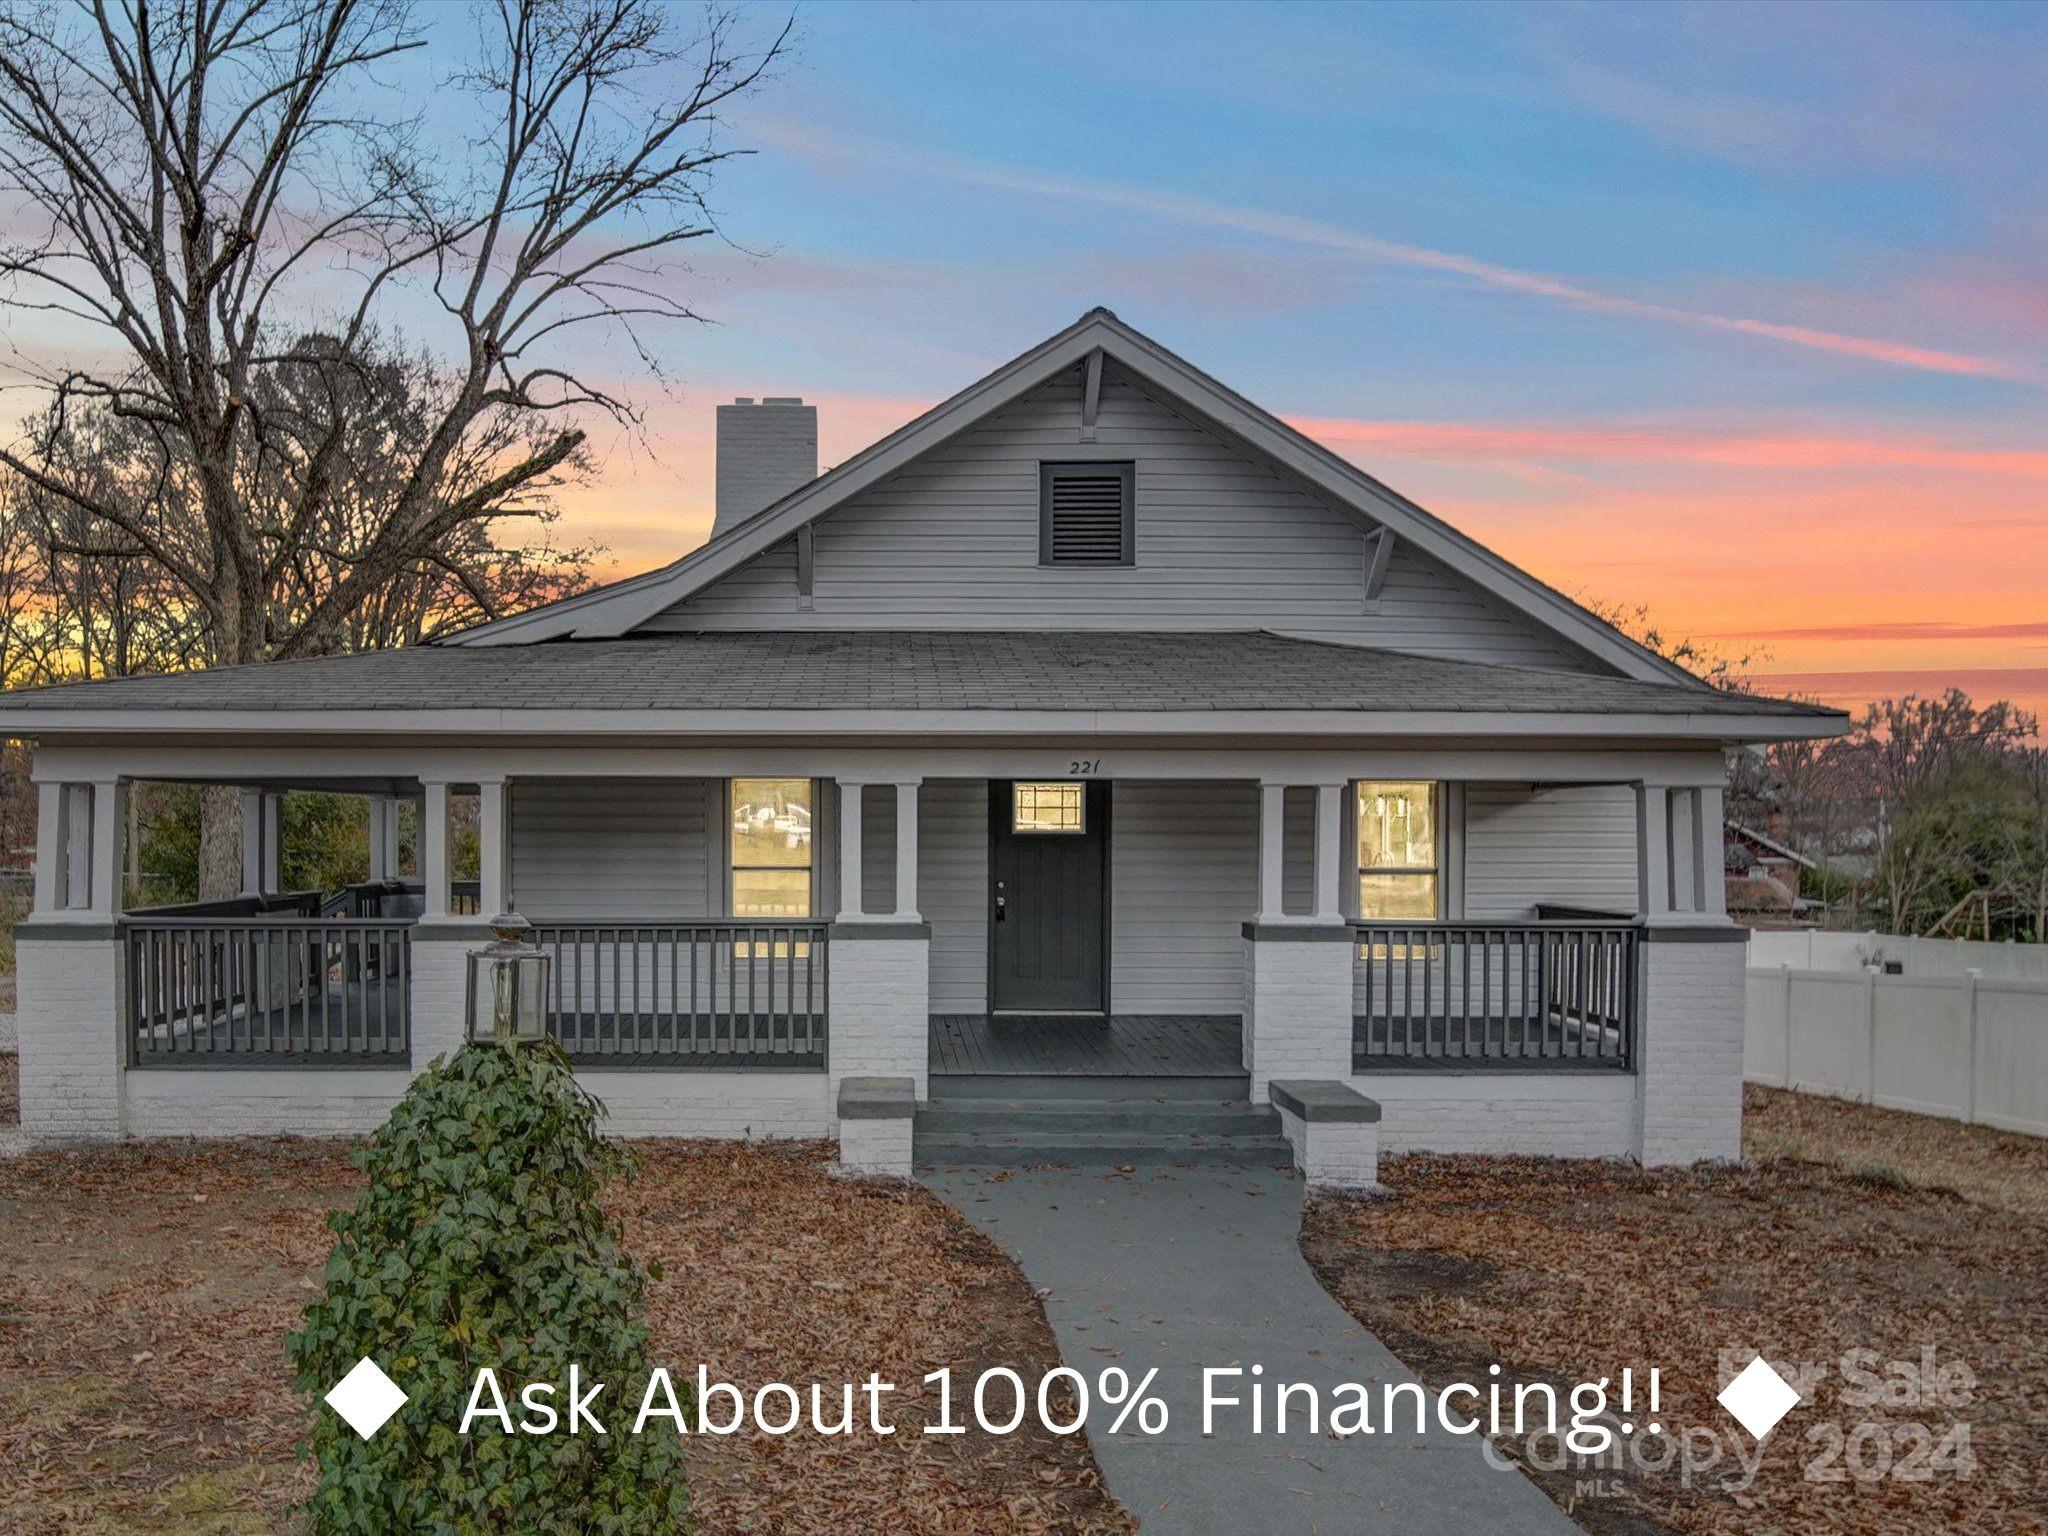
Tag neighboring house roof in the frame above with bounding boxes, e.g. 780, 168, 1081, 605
0, 631, 1841, 739
440, 309, 1703, 687
1726, 822, 1817, 870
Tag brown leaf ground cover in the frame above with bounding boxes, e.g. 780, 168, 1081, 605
1302, 1087, 2048, 1536
0, 1137, 1131, 1536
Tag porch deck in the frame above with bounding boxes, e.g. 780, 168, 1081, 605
929, 1014, 1242, 1078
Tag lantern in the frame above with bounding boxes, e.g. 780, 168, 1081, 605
465, 912, 551, 1044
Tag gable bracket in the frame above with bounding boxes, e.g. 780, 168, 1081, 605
1361, 525, 1395, 605
796, 524, 815, 611
1079, 348, 1103, 442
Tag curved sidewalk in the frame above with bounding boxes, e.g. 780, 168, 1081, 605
924, 1162, 1578, 1535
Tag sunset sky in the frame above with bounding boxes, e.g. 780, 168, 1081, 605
17, 2, 2048, 717
528, 2, 2048, 717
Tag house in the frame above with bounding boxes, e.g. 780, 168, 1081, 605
1724, 818, 1822, 927
0, 310, 1843, 1181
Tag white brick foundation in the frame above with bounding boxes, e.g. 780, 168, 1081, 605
827, 928, 930, 1098
1634, 929, 1749, 1165
16, 926, 125, 1142
1242, 926, 1354, 1100
837, 1114, 914, 1177
1357, 1072, 1638, 1158
407, 925, 477, 1072
126, 1069, 411, 1138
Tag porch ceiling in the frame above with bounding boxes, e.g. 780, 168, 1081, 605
0, 630, 1837, 733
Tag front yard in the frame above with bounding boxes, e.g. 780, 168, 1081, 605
0, 1138, 1131, 1536
1304, 1085, 2048, 1536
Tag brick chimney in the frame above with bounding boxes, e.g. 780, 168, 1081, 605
713, 396, 817, 539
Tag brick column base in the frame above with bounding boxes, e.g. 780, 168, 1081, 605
828, 926, 930, 1100
407, 923, 486, 1073
1634, 927, 1749, 1166
16, 924, 126, 1142
1241, 924, 1355, 1102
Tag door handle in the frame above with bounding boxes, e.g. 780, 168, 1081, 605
994, 882, 1006, 922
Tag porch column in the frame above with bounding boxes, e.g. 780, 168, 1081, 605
1243, 778, 1354, 1101
892, 780, 920, 922
1313, 781, 1345, 924
239, 788, 281, 897
830, 776, 928, 1163
410, 778, 475, 1072
367, 797, 401, 882
1632, 778, 1747, 1166
17, 776, 127, 1140
420, 780, 451, 920
476, 777, 510, 915
1257, 782, 1287, 921
836, 780, 864, 920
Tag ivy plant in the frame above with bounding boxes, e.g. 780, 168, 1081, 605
287, 1041, 689, 1534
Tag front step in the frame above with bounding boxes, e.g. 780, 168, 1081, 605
915, 1081, 1289, 1168
917, 1131, 1293, 1168
930, 1072, 1251, 1103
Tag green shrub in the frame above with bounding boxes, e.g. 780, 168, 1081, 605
288, 1042, 688, 1534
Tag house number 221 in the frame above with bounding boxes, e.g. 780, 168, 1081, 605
1068, 759, 1101, 775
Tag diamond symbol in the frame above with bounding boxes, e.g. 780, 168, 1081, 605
1717, 1355, 1801, 1440
324, 1357, 408, 1439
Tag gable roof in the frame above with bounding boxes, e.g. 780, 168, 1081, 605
442, 309, 1700, 686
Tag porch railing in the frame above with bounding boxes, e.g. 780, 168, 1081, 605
1354, 921, 1639, 1068
532, 922, 829, 1067
126, 917, 412, 1066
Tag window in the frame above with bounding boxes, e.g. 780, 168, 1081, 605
1013, 782, 1085, 833
1040, 461, 1134, 566
1356, 781, 1439, 919
729, 778, 813, 917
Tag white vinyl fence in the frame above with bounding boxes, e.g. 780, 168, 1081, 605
1749, 929, 2048, 983
1744, 963, 2048, 1137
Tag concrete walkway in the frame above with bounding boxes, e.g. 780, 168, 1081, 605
925, 1162, 1578, 1535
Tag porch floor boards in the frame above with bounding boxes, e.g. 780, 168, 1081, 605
929, 1013, 1243, 1078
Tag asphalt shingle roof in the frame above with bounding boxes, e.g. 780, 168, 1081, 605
0, 631, 1835, 719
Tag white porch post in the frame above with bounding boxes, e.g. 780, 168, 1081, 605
32, 780, 62, 913
837, 780, 864, 921
1632, 777, 1747, 1167
239, 788, 281, 897
1313, 781, 1344, 924
1257, 781, 1287, 921
420, 780, 451, 920
409, 778, 472, 1071
367, 797, 400, 882
1243, 778, 1354, 1101
18, 776, 127, 1140
477, 778, 510, 915
893, 779, 921, 921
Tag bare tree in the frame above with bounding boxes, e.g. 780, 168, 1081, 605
0, 0, 785, 669
0, 0, 785, 892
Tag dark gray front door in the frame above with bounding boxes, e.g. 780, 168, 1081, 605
989, 780, 1108, 1014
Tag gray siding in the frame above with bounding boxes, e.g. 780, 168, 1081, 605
921, 780, 988, 1012
1111, 781, 1256, 1014
646, 364, 1596, 670
510, 778, 711, 921
1461, 784, 1639, 918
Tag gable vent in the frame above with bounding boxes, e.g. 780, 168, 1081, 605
1040, 461, 1135, 566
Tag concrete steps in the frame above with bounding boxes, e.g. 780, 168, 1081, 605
915, 1075, 1291, 1168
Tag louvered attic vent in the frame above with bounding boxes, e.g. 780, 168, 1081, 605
1039, 461, 1135, 566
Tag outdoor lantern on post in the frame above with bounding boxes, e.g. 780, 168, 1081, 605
465, 912, 551, 1045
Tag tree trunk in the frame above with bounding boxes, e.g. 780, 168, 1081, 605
197, 786, 244, 901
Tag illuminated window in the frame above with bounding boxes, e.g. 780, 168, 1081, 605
1013, 782, 1085, 833
729, 778, 813, 917
1356, 781, 1439, 920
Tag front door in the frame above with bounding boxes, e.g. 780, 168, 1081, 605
989, 780, 1108, 1014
